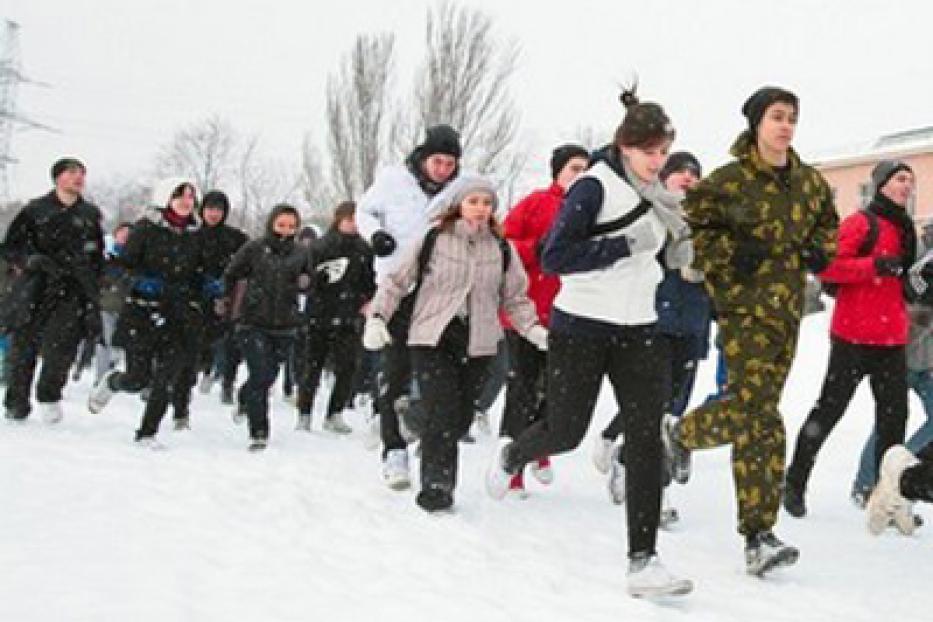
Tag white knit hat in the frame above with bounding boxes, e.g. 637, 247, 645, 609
425, 174, 498, 221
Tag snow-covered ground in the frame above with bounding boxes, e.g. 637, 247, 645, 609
1, 309, 930, 621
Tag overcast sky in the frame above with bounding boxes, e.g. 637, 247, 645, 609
5, 0, 933, 202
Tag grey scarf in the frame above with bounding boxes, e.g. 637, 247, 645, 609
622, 159, 694, 270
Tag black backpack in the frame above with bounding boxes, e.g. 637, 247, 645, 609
822, 209, 879, 298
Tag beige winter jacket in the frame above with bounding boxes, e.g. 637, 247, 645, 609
370, 219, 540, 357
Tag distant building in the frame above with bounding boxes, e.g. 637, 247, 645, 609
813, 126, 933, 225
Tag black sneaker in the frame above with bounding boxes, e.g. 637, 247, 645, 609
416, 487, 454, 513
4, 407, 28, 421
782, 484, 807, 518
745, 531, 799, 577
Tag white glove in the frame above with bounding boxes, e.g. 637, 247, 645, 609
524, 325, 548, 351
363, 316, 392, 351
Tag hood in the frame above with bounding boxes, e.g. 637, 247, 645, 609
265, 204, 301, 237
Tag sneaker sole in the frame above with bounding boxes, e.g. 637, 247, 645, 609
628, 580, 694, 598
748, 548, 799, 577
385, 478, 411, 491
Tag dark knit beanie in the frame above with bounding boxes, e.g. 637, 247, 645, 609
420, 124, 462, 159
871, 160, 913, 193
660, 151, 702, 182
550, 144, 590, 180
741, 86, 799, 133
50, 157, 86, 181
200, 190, 230, 216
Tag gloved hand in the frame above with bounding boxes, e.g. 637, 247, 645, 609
371, 230, 397, 257
202, 278, 225, 298
363, 315, 392, 350
524, 325, 548, 351
731, 238, 768, 277
800, 246, 829, 274
133, 276, 164, 298
875, 256, 904, 277
623, 222, 660, 255
26, 254, 63, 279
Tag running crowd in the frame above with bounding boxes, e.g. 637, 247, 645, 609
2, 84, 933, 598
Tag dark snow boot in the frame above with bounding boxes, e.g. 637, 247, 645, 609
745, 531, 799, 577
416, 487, 453, 513
782, 483, 807, 518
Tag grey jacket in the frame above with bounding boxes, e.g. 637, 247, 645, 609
370, 219, 539, 357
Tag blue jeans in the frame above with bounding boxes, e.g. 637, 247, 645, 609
853, 368, 933, 491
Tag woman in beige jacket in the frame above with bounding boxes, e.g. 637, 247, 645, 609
364, 175, 547, 512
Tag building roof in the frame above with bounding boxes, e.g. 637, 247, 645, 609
812, 125, 933, 169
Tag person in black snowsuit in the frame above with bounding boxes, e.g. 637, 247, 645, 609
190, 190, 248, 407
87, 178, 206, 446
223, 204, 310, 451
296, 201, 376, 433
2, 157, 104, 423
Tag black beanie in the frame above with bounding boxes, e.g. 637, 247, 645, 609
871, 160, 913, 193
50, 157, 86, 181
201, 190, 230, 216
741, 86, 799, 133
549, 144, 590, 180
660, 151, 702, 182
420, 124, 462, 159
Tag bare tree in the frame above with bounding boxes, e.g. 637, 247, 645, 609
299, 132, 335, 223
156, 114, 236, 193
405, 1, 523, 183
325, 33, 396, 201
236, 137, 302, 236
85, 174, 151, 226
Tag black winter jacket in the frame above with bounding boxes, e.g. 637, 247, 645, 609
307, 229, 376, 328
224, 235, 310, 331
199, 222, 248, 280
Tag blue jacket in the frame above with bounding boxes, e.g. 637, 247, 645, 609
655, 266, 712, 359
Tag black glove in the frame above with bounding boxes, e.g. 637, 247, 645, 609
371, 230, 397, 257
874, 256, 904, 277
800, 246, 829, 274
731, 238, 768, 278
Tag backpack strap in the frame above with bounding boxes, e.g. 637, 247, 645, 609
413, 227, 442, 296
856, 209, 879, 257
590, 199, 652, 237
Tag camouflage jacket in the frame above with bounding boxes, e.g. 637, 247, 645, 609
684, 131, 838, 323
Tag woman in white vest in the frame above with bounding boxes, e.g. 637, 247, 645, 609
485, 86, 694, 599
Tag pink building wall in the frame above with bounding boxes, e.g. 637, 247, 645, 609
817, 152, 933, 223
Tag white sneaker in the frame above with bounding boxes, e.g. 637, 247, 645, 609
362, 411, 381, 451
382, 449, 411, 490
608, 454, 626, 505
485, 438, 514, 500
88, 369, 118, 414
135, 436, 166, 451
593, 436, 615, 474
868, 445, 920, 536
323, 411, 353, 435
38, 402, 63, 425
626, 555, 693, 598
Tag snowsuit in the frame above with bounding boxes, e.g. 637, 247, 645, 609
678, 130, 838, 537
224, 212, 310, 441
357, 158, 456, 458
787, 195, 913, 494
502, 150, 671, 558
499, 181, 563, 439
2, 191, 104, 417
370, 219, 539, 497
299, 228, 376, 420
108, 207, 206, 438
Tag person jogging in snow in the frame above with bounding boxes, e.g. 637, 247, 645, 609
485, 86, 694, 598
671, 86, 839, 577
357, 123, 462, 490
2, 157, 104, 424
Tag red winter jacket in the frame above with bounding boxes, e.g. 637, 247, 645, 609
501, 182, 564, 328
819, 210, 909, 346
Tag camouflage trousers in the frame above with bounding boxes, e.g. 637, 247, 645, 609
679, 311, 799, 537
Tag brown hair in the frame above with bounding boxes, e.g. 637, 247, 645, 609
613, 82, 676, 149
436, 207, 503, 237
332, 200, 356, 227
